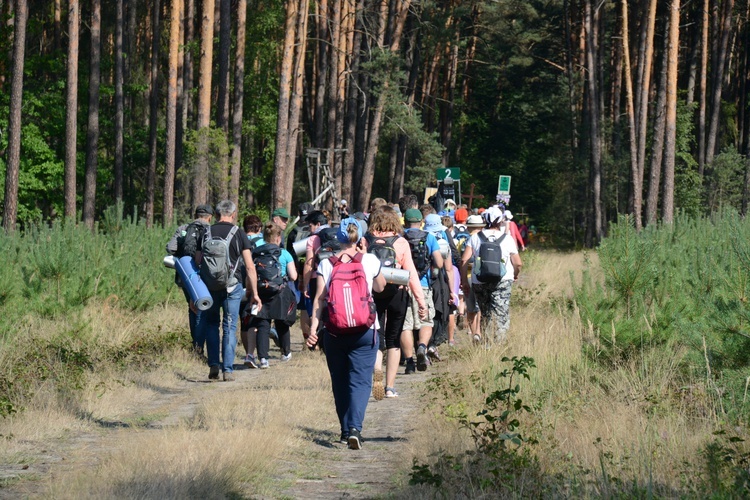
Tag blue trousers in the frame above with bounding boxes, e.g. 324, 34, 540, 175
181, 286, 203, 351
199, 285, 243, 373
324, 328, 378, 434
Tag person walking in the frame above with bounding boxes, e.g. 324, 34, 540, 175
307, 218, 386, 449
460, 206, 522, 343
195, 200, 262, 381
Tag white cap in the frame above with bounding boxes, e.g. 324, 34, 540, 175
340, 199, 347, 206
444, 198, 456, 207
505, 210, 513, 220
483, 206, 504, 226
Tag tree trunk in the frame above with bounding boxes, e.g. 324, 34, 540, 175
662, 0, 681, 224
585, 0, 603, 243
83, 0, 102, 229
114, 0, 124, 203
145, 0, 160, 227
698, 0, 709, 173
271, 0, 299, 211
685, 6, 700, 106
182, 0, 195, 129
705, 0, 735, 168
193, 0, 215, 206
64, 0, 79, 220
164, 0, 182, 224
622, 0, 639, 223
326, 0, 342, 194
314, 0, 328, 148
229, 0, 246, 207
2, 0, 27, 232
216, 0, 230, 131
645, 27, 670, 225
284, 0, 310, 198
341, 0, 364, 206
563, 0, 579, 156
634, 0, 657, 229
54, 0, 61, 51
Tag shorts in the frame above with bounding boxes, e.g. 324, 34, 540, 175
465, 285, 480, 314
402, 287, 435, 331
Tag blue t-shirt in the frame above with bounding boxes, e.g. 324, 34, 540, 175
404, 227, 441, 287
279, 248, 294, 278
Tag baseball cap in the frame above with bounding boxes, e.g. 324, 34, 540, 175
337, 217, 365, 243
454, 207, 469, 223
195, 204, 214, 217
298, 202, 314, 219
483, 206, 505, 226
271, 207, 290, 219
444, 198, 456, 207
404, 208, 423, 223
306, 210, 328, 225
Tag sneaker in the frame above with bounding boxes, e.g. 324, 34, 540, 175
348, 428, 362, 450
372, 370, 385, 401
244, 354, 258, 369
280, 352, 292, 362
405, 358, 416, 375
385, 387, 399, 398
208, 365, 220, 380
259, 358, 269, 369
339, 432, 349, 444
472, 334, 482, 344
269, 328, 280, 348
416, 345, 428, 372
449, 340, 456, 347
427, 346, 441, 362
223, 372, 235, 382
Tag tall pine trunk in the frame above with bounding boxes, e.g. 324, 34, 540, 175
193, 0, 214, 205
341, 0, 364, 205
2, 0, 27, 231
314, 0, 328, 148
284, 0, 310, 198
645, 28, 670, 225
83, 0, 102, 229
705, 0, 735, 168
229, 0, 246, 206
64, 0, 79, 219
145, 0, 160, 227
114, 0, 124, 202
621, 0, 640, 227
164, 0, 182, 224
662, 0, 681, 223
585, 0, 603, 244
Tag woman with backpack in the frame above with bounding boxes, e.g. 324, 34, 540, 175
366, 206, 427, 399
307, 218, 386, 450
460, 206, 522, 344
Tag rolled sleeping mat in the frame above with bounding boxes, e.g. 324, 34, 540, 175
163, 255, 176, 269
293, 237, 310, 258
175, 256, 214, 311
381, 267, 410, 286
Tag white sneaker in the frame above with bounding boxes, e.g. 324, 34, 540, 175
281, 353, 292, 362
259, 358, 269, 369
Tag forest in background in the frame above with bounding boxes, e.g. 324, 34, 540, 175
0, 0, 748, 246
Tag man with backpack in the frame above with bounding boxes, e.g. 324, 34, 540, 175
460, 206, 522, 343
194, 200, 262, 381
401, 208, 443, 373
166, 204, 213, 355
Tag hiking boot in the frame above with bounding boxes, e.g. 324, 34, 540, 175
244, 354, 258, 369
372, 370, 385, 401
208, 365, 220, 380
259, 358, 269, 369
348, 428, 362, 450
223, 372, 235, 382
405, 358, 416, 375
280, 353, 292, 362
427, 346, 441, 362
416, 345, 428, 372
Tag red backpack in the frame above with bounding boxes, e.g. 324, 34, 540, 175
324, 253, 376, 335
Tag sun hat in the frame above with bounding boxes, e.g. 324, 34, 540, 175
466, 214, 484, 227
271, 207, 290, 219
483, 206, 505, 226
337, 217, 365, 244
423, 213, 447, 234
404, 208, 423, 223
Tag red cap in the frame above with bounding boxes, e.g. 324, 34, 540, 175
454, 208, 469, 223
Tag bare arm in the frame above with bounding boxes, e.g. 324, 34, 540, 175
306, 274, 327, 348
286, 261, 298, 282
242, 249, 262, 309
460, 244, 473, 291
510, 253, 522, 280
372, 267, 386, 293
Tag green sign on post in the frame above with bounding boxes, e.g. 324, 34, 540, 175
498, 175, 511, 194
436, 167, 461, 182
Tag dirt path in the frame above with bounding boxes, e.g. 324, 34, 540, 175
0, 330, 439, 499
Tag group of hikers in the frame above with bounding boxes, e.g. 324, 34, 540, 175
167, 194, 525, 450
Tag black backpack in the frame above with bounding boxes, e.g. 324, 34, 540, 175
367, 234, 400, 299
405, 229, 431, 280
476, 232, 507, 283
315, 227, 341, 262
252, 243, 285, 300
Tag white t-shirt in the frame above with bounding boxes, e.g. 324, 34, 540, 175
466, 228, 518, 284
317, 252, 383, 328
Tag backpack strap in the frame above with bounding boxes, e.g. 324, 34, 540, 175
477, 231, 488, 243
226, 226, 241, 275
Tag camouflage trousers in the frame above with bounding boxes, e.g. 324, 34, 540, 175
473, 280, 513, 342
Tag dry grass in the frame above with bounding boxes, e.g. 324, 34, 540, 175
409, 249, 739, 495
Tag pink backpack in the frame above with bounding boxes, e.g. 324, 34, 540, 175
324, 253, 376, 335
